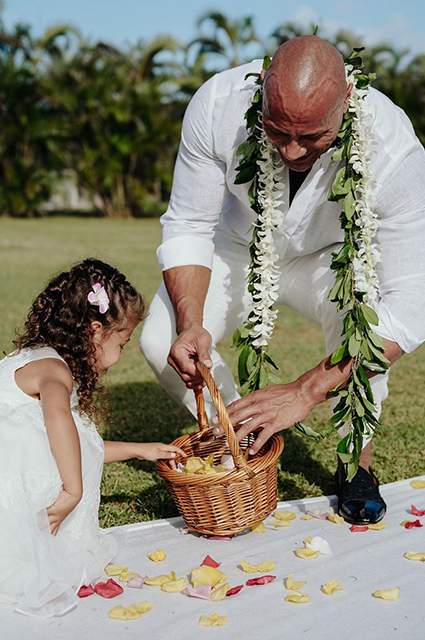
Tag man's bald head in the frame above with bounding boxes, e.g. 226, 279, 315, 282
261, 36, 351, 172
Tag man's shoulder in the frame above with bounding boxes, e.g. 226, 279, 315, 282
212, 59, 263, 94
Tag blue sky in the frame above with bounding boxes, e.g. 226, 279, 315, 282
2, 0, 424, 56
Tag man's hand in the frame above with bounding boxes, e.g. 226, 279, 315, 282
214, 379, 319, 455
47, 490, 82, 536
167, 325, 213, 388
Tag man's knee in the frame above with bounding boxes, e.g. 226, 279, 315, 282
139, 312, 171, 369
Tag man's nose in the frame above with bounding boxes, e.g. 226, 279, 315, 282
280, 139, 307, 160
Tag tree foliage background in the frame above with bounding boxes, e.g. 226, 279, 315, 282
1, 7, 424, 217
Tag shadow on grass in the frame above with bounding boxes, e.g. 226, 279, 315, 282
102, 381, 335, 519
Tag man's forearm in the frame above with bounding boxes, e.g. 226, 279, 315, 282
164, 265, 211, 334
300, 338, 405, 406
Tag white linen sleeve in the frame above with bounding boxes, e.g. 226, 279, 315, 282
156, 75, 227, 271
374, 145, 425, 353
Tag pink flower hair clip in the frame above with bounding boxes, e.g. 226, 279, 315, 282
87, 283, 110, 314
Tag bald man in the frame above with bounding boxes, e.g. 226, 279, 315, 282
140, 36, 425, 524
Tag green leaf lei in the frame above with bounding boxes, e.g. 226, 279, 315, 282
233, 49, 388, 480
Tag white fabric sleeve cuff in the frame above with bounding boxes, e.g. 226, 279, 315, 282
374, 304, 422, 354
156, 235, 215, 271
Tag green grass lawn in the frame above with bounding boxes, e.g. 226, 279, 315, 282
1, 217, 424, 527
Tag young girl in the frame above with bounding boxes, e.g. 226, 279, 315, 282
0, 258, 184, 618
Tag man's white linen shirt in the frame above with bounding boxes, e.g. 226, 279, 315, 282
157, 60, 425, 354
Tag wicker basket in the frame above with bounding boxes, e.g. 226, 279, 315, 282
156, 362, 284, 535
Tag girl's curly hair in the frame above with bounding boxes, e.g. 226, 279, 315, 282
13, 258, 146, 418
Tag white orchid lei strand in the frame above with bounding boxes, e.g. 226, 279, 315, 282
233, 49, 388, 480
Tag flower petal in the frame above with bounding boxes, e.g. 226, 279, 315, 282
145, 573, 175, 586
322, 580, 343, 595
285, 574, 306, 591
411, 505, 425, 517
77, 584, 94, 598
210, 582, 230, 601
147, 549, 166, 562
401, 519, 423, 529
367, 522, 387, 530
94, 578, 124, 599
161, 578, 189, 593
373, 588, 400, 601
202, 555, 221, 568
327, 513, 345, 525
410, 480, 425, 489
191, 566, 227, 587
240, 560, 276, 573
127, 577, 147, 589
199, 614, 228, 627
295, 548, 321, 560
183, 585, 212, 600
268, 518, 291, 527
119, 571, 141, 583
226, 585, 244, 597
300, 514, 315, 521
285, 591, 310, 603
246, 575, 276, 586
404, 550, 425, 562
108, 605, 140, 620
273, 510, 296, 521
350, 525, 369, 532
105, 564, 127, 577
251, 521, 266, 533
306, 536, 332, 556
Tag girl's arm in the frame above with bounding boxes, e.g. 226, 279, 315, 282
104, 441, 186, 464
24, 359, 83, 534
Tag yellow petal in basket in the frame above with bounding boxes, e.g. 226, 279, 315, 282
145, 571, 177, 586
285, 591, 310, 603
161, 578, 188, 593
404, 550, 425, 562
240, 560, 276, 573
367, 522, 387, 530
105, 564, 127, 577
273, 511, 296, 521
285, 574, 307, 591
119, 571, 141, 583
327, 513, 345, 525
251, 522, 266, 533
147, 549, 166, 562
295, 548, 321, 560
108, 602, 153, 620
210, 582, 230, 601
199, 614, 228, 627
191, 566, 228, 587
322, 580, 343, 595
410, 480, 425, 489
373, 588, 400, 601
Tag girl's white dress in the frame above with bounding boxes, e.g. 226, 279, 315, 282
0, 346, 118, 617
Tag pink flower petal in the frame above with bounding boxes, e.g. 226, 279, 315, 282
182, 585, 212, 600
127, 577, 147, 589
411, 505, 425, 517
87, 292, 96, 303
306, 510, 329, 520
226, 585, 244, 597
203, 535, 234, 541
201, 555, 221, 568
93, 283, 101, 293
77, 584, 95, 598
246, 575, 276, 586
94, 578, 124, 599
350, 525, 369, 532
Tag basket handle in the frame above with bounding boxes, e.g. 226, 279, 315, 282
194, 361, 254, 478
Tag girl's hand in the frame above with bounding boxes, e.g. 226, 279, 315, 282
134, 442, 186, 463
47, 490, 82, 536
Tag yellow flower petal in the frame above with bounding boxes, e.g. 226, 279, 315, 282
119, 571, 141, 583
210, 582, 230, 601
251, 521, 266, 533
322, 580, 343, 595
191, 566, 227, 587
300, 514, 314, 520
285, 573, 307, 591
269, 518, 291, 527
240, 560, 276, 573
105, 564, 127, 577
285, 591, 310, 603
328, 513, 345, 524
161, 578, 188, 593
108, 605, 140, 620
126, 602, 153, 615
303, 537, 312, 544
373, 588, 400, 601
273, 510, 296, 521
367, 522, 387, 530
147, 549, 166, 562
410, 480, 425, 489
199, 614, 228, 627
404, 550, 425, 562
145, 572, 176, 586
295, 548, 321, 560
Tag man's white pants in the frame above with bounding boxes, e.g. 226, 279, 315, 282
140, 234, 389, 441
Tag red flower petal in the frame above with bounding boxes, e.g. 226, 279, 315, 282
246, 575, 276, 586
411, 505, 425, 517
404, 519, 423, 529
226, 585, 244, 597
201, 555, 221, 568
94, 578, 124, 599
77, 584, 95, 598
350, 525, 369, 532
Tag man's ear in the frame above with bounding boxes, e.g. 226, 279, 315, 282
343, 83, 353, 113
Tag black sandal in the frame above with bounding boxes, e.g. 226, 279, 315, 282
335, 466, 387, 525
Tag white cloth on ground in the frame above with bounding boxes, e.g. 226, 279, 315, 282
0, 347, 118, 617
